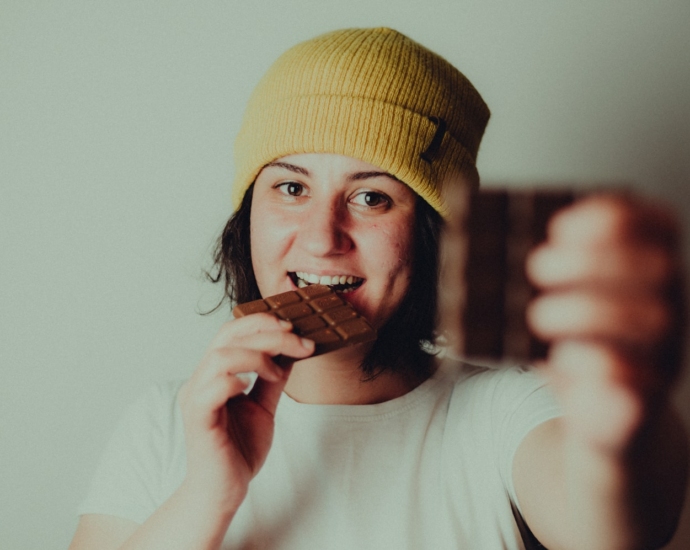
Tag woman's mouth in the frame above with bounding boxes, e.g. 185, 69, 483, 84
289, 271, 364, 294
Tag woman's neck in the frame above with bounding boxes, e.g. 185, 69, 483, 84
283, 346, 433, 405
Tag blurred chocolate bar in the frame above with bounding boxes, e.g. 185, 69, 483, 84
439, 187, 577, 362
233, 284, 377, 356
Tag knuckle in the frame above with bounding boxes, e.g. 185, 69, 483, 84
225, 374, 249, 395
216, 320, 238, 339
599, 201, 632, 238
279, 330, 297, 348
589, 342, 623, 370
207, 346, 232, 366
178, 387, 207, 417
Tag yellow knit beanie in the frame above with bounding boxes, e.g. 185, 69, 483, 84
232, 27, 490, 217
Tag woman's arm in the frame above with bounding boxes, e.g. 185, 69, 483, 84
69, 482, 235, 550
69, 515, 139, 550
514, 194, 689, 549
69, 313, 315, 550
514, 406, 688, 549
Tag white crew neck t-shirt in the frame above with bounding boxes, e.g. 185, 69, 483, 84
78, 359, 561, 549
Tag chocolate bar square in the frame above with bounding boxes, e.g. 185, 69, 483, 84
233, 285, 377, 356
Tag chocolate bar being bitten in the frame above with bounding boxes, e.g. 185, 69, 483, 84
233, 284, 377, 356
439, 186, 579, 362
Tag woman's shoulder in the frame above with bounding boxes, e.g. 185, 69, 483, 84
435, 352, 552, 411
114, 379, 187, 435
130, 379, 186, 409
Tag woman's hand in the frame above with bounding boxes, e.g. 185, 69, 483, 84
68, 314, 315, 550
177, 313, 315, 516
516, 193, 688, 548
526, 193, 685, 452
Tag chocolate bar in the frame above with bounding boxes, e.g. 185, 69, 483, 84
233, 284, 377, 356
439, 187, 577, 362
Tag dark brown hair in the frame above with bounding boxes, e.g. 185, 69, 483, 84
206, 183, 444, 382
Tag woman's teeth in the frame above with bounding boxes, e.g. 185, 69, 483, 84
293, 272, 362, 293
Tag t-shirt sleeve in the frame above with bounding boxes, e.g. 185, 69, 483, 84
489, 366, 562, 513
447, 363, 562, 515
76, 380, 185, 524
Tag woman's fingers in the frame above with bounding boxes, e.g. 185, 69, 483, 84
544, 341, 647, 450
239, 329, 315, 359
208, 313, 293, 348
526, 193, 685, 407
527, 193, 682, 348
528, 194, 680, 289
182, 348, 290, 429
248, 363, 295, 418
182, 318, 315, 424
545, 193, 680, 249
527, 290, 670, 346
181, 369, 253, 429
527, 242, 675, 290
203, 347, 284, 384
200, 321, 313, 380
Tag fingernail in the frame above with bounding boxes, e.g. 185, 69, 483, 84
279, 320, 292, 329
236, 372, 256, 387
300, 337, 315, 350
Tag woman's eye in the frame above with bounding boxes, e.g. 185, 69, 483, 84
351, 191, 390, 208
277, 182, 305, 196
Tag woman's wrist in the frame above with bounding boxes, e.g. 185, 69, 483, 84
177, 476, 246, 525
120, 481, 239, 550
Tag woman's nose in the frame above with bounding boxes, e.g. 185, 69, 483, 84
297, 201, 353, 257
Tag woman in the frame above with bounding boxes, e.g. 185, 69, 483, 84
70, 28, 688, 549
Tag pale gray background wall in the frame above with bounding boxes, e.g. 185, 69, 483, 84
1, 1, 689, 548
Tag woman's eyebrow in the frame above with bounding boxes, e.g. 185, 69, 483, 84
264, 162, 401, 183
350, 171, 402, 183
265, 161, 310, 176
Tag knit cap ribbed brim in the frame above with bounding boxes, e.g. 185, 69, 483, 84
232, 27, 490, 217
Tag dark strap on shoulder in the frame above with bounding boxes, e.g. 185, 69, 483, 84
511, 502, 548, 550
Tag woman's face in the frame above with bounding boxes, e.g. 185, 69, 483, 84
250, 153, 417, 330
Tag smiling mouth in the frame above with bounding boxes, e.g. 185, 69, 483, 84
289, 271, 364, 294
